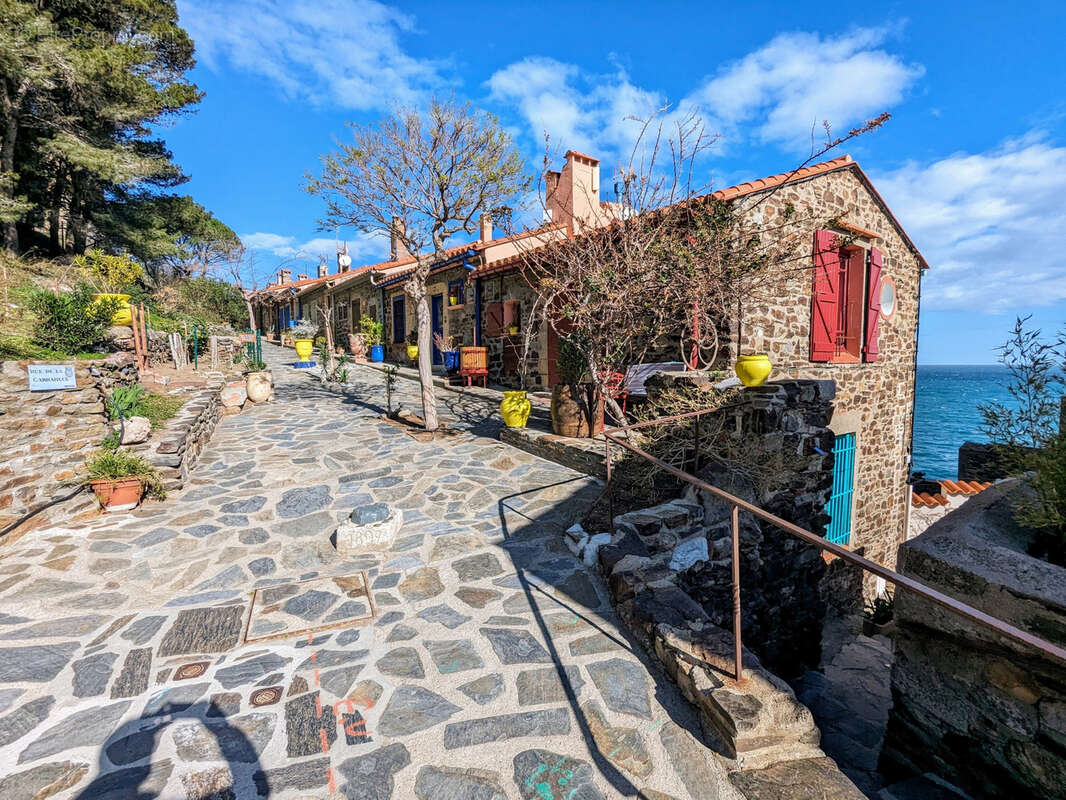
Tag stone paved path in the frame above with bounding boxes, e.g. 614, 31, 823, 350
0, 343, 743, 800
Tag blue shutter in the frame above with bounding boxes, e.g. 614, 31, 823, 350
826, 433, 856, 545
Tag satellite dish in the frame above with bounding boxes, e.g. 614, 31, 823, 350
338, 253, 352, 268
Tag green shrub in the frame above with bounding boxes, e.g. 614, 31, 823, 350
359, 317, 383, 346
24, 283, 118, 355
84, 448, 165, 499
141, 394, 185, 429
176, 277, 247, 327
106, 383, 148, 420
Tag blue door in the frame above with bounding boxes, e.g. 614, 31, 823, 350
392, 296, 406, 346
826, 433, 856, 545
431, 294, 444, 365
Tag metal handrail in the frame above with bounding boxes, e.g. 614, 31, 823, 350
602, 408, 1066, 682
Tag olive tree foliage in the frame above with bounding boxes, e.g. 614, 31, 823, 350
515, 108, 889, 427
979, 317, 1066, 565
305, 98, 529, 431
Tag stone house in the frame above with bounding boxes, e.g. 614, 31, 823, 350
250, 150, 926, 573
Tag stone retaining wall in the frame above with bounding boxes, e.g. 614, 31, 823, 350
583, 379, 861, 787
140, 386, 223, 491
883, 479, 1066, 799
0, 354, 138, 535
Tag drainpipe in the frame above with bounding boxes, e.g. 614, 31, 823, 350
474, 278, 483, 347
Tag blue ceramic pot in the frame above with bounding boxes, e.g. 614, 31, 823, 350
369, 344, 384, 363
443, 350, 460, 372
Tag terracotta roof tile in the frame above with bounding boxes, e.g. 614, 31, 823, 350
710, 156, 855, 202
911, 479, 994, 507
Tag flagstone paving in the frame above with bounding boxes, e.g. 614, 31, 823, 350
0, 343, 744, 799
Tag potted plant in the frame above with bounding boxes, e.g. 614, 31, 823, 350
84, 448, 165, 512
508, 324, 519, 336
406, 331, 419, 362
290, 319, 318, 364
243, 358, 273, 403
449, 294, 459, 306
434, 332, 460, 373
734, 354, 772, 387
74, 249, 143, 326
361, 318, 385, 362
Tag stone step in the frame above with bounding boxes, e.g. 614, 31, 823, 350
879, 773, 974, 800
729, 756, 867, 799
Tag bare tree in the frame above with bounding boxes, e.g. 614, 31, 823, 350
305, 97, 529, 431
514, 107, 889, 427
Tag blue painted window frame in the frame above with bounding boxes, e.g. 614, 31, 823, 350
826, 432, 856, 545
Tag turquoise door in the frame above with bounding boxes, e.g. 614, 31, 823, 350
826, 433, 856, 545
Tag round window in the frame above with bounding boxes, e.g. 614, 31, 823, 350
879, 278, 897, 319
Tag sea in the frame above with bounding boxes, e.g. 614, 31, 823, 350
912, 364, 1014, 480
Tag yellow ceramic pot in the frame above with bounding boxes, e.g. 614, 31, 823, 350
294, 339, 314, 361
501, 390, 532, 428
406, 345, 419, 360
93, 293, 132, 326
734, 354, 772, 387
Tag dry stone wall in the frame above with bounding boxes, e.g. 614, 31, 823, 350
0, 354, 138, 534
138, 386, 222, 491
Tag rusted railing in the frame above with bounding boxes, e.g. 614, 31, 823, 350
603, 407, 1066, 683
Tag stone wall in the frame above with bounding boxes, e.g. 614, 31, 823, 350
0, 354, 138, 535
732, 167, 923, 576
586, 380, 852, 774
883, 479, 1066, 799
141, 387, 222, 491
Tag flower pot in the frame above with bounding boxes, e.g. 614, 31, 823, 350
501, 390, 532, 428
294, 338, 314, 361
369, 344, 384, 362
442, 350, 460, 372
551, 384, 590, 437
90, 477, 144, 512
246, 370, 273, 403
507, 325, 519, 336
92, 293, 132, 326
449, 296, 458, 306
734, 354, 772, 387
406, 345, 419, 361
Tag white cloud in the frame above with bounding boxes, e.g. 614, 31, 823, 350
873, 134, 1066, 312
241, 230, 385, 262
178, 0, 445, 109
693, 27, 923, 145
488, 27, 921, 163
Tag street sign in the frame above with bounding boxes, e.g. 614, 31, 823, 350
27, 364, 77, 391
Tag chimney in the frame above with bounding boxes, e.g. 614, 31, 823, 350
390, 216, 410, 261
545, 151, 601, 235
317, 261, 328, 279
479, 212, 493, 243
297, 273, 308, 281
279, 268, 292, 284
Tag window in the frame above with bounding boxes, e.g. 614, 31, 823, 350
447, 279, 466, 306
809, 230, 882, 363
392, 296, 406, 344
826, 432, 856, 545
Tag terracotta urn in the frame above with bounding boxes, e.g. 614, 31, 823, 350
246, 370, 273, 403
551, 384, 590, 437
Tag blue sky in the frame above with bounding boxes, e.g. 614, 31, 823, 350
168, 0, 1066, 364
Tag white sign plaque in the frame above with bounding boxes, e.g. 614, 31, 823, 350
27, 364, 77, 391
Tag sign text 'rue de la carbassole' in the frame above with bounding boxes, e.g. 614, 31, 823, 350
27, 364, 77, 391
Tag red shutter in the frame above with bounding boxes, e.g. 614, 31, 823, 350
864, 247, 882, 362
486, 302, 504, 337
810, 230, 841, 362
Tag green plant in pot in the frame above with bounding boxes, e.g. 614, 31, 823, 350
84, 448, 165, 512
406, 331, 419, 362
290, 319, 318, 363
74, 249, 143, 326
360, 318, 385, 362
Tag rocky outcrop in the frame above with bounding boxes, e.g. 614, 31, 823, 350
883, 479, 1066, 799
